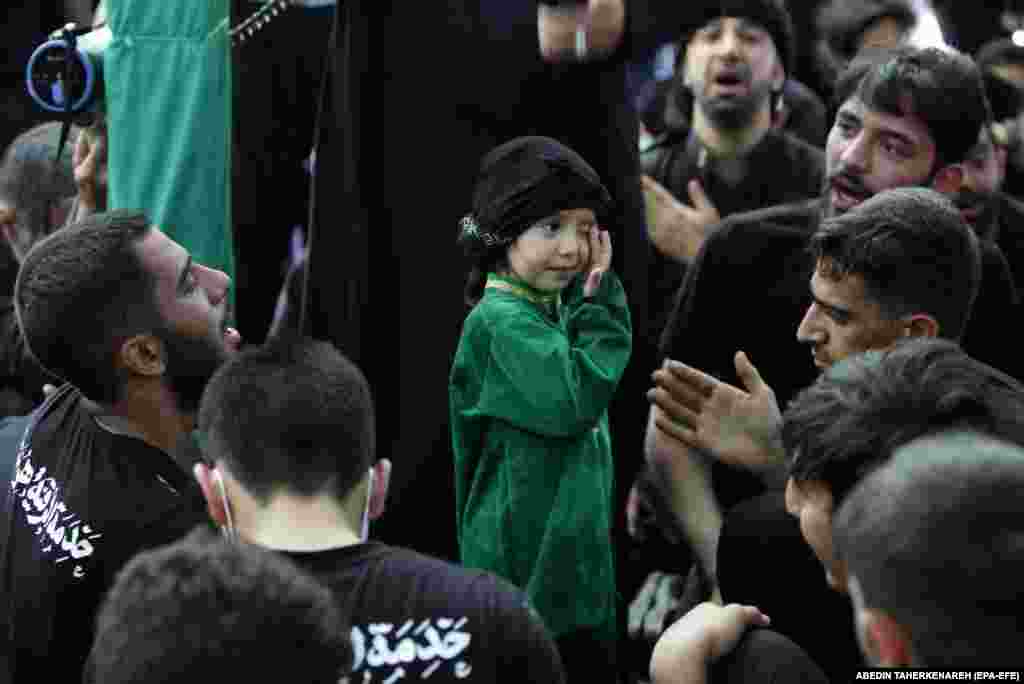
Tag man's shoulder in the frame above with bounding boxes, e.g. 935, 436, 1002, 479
768, 128, 825, 166
297, 544, 560, 680
300, 542, 530, 610
705, 199, 821, 256
364, 543, 529, 601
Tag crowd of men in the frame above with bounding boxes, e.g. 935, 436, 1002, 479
2, 0, 1024, 683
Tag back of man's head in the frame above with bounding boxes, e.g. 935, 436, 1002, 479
784, 337, 1024, 507
14, 209, 159, 402
0, 122, 78, 252
808, 186, 982, 342
835, 431, 1024, 667
833, 46, 991, 169
198, 334, 375, 505
816, 0, 916, 64
87, 527, 352, 683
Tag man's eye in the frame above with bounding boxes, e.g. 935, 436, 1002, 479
827, 310, 850, 325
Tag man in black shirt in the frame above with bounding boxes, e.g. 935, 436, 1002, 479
640, 0, 824, 344
638, 46, 1020, 676
194, 336, 566, 684
87, 527, 353, 684
0, 209, 241, 682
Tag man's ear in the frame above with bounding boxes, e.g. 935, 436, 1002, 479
193, 462, 228, 527
930, 163, 965, 196
119, 334, 165, 378
903, 314, 940, 339
369, 458, 391, 521
864, 609, 915, 667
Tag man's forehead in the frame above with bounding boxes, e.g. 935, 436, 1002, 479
838, 95, 933, 144
698, 15, 770, 35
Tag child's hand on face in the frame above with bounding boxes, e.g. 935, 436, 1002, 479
583, 227, 612, 297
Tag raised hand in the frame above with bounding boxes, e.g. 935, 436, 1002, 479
538, 0, 625, 63
72, 120, 108, 215
642, 175, 721, 263
648, 351, 785, 476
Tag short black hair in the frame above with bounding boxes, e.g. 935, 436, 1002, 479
87, 527, 352, 683
832, 46, 992, 169
0, 121, 79, 248
198, 335, 376, 504
784, 337, 1024, 507
835, 431, 1024, 667
808, 187, 982, 342
14, 209, 161, 402
816, 0, 916, 63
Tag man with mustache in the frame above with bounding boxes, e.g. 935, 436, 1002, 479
641, 0, 824, 343
636, 45, 1020, 653
0, 210, 242, 682
649, 338, 1024, 680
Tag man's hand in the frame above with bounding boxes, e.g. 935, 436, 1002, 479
72, 121, 108, 217
642, 176, 720, 263
650, 602, 771, 684
648, 352, 785, 475
538, 0, 625, 63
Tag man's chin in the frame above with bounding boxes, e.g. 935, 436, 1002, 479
701, 96, 758, 129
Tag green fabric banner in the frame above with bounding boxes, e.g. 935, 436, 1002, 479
104, 0, 234, 300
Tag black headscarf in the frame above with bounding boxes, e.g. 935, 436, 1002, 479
458, 136, 612, 258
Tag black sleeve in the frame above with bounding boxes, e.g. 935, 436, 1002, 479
962, 241, 1023, 382
658, 220, 741, 382
482, 576, 566, 684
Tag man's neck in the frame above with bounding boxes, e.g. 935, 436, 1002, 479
239, 494, 363, 552
87, 383, 194, 458
691, 105, 772, 159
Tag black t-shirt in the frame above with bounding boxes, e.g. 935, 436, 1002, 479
0, 385, 208, 682
641, 130, 825, 345
283, 542, 566, 684
659, 198, 1022, 506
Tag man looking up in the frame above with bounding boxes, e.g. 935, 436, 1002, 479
0, 209, 241, 682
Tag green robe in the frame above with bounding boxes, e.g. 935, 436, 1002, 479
450, 272, 632, 642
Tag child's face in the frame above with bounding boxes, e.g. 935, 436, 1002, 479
506, 208, 595, 292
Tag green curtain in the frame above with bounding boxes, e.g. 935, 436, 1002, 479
104, 0, 234, 304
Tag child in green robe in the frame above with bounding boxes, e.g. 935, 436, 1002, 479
449, 136, 633, 677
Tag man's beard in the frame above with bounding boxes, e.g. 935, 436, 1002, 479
156, 327, 229, 413
685, 77, 772, 131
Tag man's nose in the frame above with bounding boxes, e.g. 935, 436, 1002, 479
796, 304, 823, 343
198, 264, 231, 307
718, 28, 741, 57
839, 133, 869, 174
